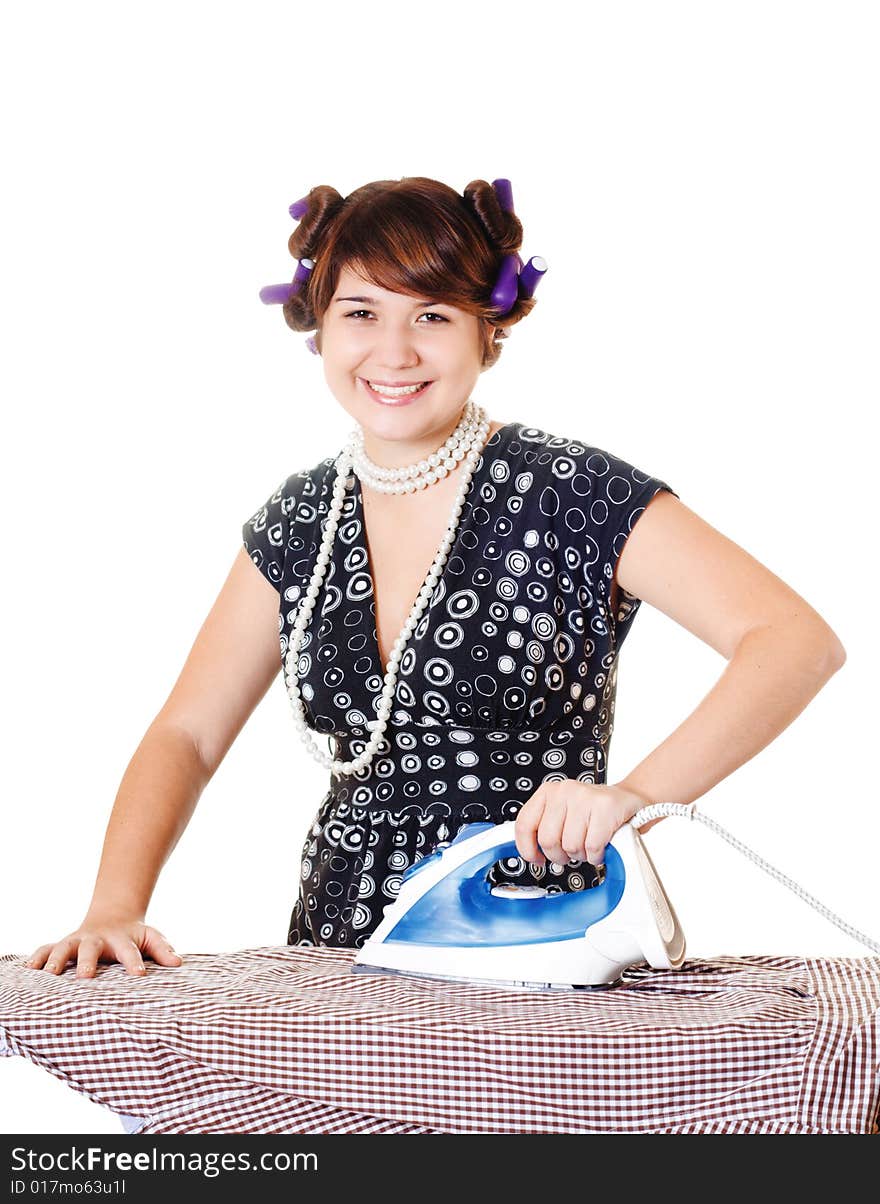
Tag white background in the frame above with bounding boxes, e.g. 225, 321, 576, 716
1, 1, 877, 1132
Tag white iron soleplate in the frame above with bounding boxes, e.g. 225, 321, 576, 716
350, 961, 622, 992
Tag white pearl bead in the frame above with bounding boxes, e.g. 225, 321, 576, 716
284, 402, 490, 777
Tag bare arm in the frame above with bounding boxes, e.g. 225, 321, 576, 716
609, 491, 846, 823
515, 491, 847, 868
85, 722, 212, 921
27, 546, 285, 975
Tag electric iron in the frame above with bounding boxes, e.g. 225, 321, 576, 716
352, 818, 686, 990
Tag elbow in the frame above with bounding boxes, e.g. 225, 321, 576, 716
826, 634, 846, 672
801, 614, 847, 673
816, 622, 846, 673
745, 617, 846, 672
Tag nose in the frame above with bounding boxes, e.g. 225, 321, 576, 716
370, 322, 423, 369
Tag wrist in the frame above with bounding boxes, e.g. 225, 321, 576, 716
608, 782, 661, 832
85, 896, 147, 924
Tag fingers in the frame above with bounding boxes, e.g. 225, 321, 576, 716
561, 810, 593, 864
536, 807, 568, 866
74, 937, 105, 979
585, 841, 606, 867
76, 936, 147, 978
24, 944, 56, 971
142, 929, 183, 967
25, 939, 75, 975
560, 817, 606, 868
114, 938, 148, 977
540, 807, 602, 867
514, 783, 610, 868
518, 790, 590, 866
514, 789, 547, 863
25, 927, 183, 979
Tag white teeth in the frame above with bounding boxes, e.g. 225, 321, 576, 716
367, 381, 427, 396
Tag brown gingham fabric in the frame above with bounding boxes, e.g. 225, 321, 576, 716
1, 948, 878, 1134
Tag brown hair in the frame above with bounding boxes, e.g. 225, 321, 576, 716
279, 177, 538, 369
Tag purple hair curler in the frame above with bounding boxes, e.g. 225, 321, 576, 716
259, 180, 547, 335
489, 252, 524, 316
487, 178, 547, 315
289, 195, 310, 221
518, 256, 548, 300
258, 256, 314, 306
259, 282, 294, 305
491, 178, 514, 214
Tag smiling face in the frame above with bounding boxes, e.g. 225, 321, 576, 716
319, 263, 494, 466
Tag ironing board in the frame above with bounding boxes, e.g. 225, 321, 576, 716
1, 947, 878, 1135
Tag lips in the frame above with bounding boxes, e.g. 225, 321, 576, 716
367, 380, 428, 388
360, 379, 433, 406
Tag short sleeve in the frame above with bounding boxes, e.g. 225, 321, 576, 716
241, 471, 310, 593
591, 447, 679, 651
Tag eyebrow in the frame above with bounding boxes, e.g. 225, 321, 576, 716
334, 295, 445, 307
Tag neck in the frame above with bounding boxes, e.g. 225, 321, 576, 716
359, 408, 470, 468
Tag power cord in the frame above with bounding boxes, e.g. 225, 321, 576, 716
630, 802, 880, 956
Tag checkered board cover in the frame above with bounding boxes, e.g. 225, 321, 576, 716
1, 948, 878, 1134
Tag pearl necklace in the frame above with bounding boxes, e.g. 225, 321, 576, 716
349, 402, 487, 494
283, 400, 491, 778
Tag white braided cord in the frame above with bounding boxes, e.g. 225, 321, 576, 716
630, 802, 880, 955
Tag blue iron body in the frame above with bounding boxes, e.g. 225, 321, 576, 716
352, 819, 686, 989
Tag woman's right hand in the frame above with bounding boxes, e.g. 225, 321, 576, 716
24, 912, 183, 978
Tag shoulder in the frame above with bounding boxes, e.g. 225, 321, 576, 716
241, 452, 340, 590
264, 452, 339, 518
242, 452, 339, 541
501, 422, 674, 500
283, 454, 337, 517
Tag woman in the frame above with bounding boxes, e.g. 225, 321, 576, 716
25, 176, 846, 973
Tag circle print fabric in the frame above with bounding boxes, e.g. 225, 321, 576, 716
242, 420, 677, 948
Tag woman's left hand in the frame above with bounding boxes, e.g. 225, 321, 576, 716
514, 780, 649, 867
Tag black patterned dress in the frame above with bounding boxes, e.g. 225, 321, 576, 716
242, 421, 677, 948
